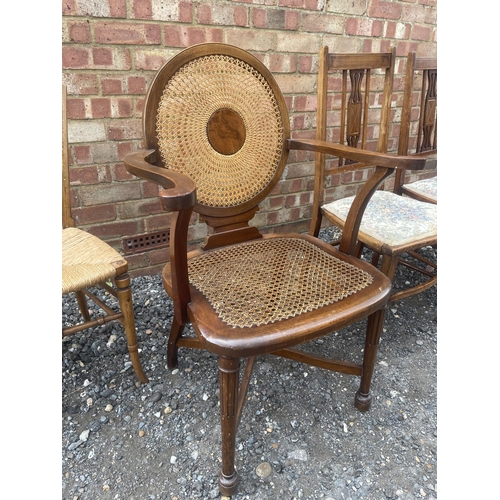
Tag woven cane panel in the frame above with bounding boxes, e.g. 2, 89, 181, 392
188, 238, 374, 328
156, 54, 284, 208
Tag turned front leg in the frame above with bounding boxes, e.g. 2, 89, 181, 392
218, 356, 240, 496
355, 308, 386, 411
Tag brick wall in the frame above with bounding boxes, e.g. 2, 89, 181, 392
62, 0, 437, 277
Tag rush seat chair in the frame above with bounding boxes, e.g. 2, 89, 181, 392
123, 43, 430, 495
62, 84, 148, 384
310, 47, 437, 303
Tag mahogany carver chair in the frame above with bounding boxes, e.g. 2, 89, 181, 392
62, 84, 148, 384
310, 47, 437, 303
393, 52, 437, 204
123, 43, 431, 496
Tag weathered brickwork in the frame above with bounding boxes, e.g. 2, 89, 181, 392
62, 0, 437, 276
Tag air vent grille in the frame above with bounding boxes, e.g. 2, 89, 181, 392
123, 230, 170, 255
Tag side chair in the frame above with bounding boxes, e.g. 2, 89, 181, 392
62, 84, 148, 384
310, 46, 437, 303
123, 43, 432, 495
393, 52, 437, 204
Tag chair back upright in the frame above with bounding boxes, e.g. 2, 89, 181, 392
62, 84, 75, 229
311, 47, 396, 236
394, 53, 437, 194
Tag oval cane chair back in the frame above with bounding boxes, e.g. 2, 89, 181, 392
142, 44, 290, 219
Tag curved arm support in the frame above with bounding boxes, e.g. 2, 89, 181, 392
124, 149, 197, 323
124, 150, 196, 211
287, 139, 431, 171
338, 165, 393, 256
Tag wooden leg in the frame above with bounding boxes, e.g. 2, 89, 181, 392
75, 290, 90, 321
167, 317, 185, 369
115, 272, 148, 384
218, 356, 240, 496
355, 308, 386, 412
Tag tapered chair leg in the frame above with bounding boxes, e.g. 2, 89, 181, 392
355, 308, 386, 411
115, 272, 148, 383
218, 356, 240, 496
167, 317, 185, 369
75, 290, 91, 321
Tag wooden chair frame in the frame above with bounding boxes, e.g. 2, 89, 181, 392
62, 84, 148, 383
123, 43, 432, 495
394, 52, 437, 203
310, 46, 437, 303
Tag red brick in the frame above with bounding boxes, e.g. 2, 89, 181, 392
67, 98, 86, 119
68, 22, 91, 43
92, 48, 113, 66
148, 247, 171, 267
285, 10, 299, 29
91, 98, 112, 118
412, 24, 432, 41
185, 27, 223, 46
132, 0, 153, 19
146, 214, 176, 233
73, 145, 92, 165
368, 0, 403, 20
109, 0, 127, 17
63, 47, 90, 68
252, 8, 266, 28
70, 166, 100, 184
196, 4, 211, 24
278, 0, 304, 8
116, 142, 135, 161
107, 119, 142, 140
62, 0, 77, 15
72, 204, 117, 225
94, 22, 161, 44
88, 220, 139, 239
179, 2, 193, 23
346, 18, 384, 37
293, 96, 317, 112
142, 180, 162, 198
298, 55, 314, 73
114, 98, 133, 117
265, 53, 297, 73
127, 76, 147, 94
102, 78, 124, 94
117, 198, 164, 219
112, 162, 136, 181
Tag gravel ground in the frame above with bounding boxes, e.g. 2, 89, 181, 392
62, 229, 437, 500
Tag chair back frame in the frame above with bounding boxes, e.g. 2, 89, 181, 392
394, 53, 437, 194
311, 46, 396, 236
62, 84, 75, 229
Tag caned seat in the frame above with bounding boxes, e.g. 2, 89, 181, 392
124, 43, 431, 495
310, 47, 437, 303
62, 84, 148, 384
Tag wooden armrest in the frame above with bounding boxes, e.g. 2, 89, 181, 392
124, 149, 195, 324
287, 139, 430, 171
124, 149, 196, 212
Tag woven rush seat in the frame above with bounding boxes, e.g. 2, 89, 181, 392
402, 177, 437, 203
62, 227, 126, 294
322, 190, 437, 252
187, 237, 374, 329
